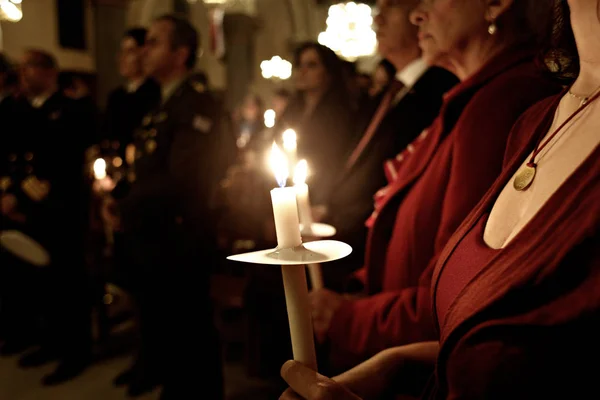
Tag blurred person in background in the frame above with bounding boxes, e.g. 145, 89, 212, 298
1, 48, 93, 385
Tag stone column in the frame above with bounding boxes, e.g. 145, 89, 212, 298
222, 12, 257, 112
93, 0, 129, 110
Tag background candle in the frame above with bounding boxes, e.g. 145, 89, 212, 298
293, 160, 314, 229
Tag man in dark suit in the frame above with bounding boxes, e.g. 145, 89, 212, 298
319, 0, 458, 291
101, 27, 161, 159
0, 49, 93, 384
102, 14, 229, 400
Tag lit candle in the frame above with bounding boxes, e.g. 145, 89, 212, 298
264, 109, 276, 128
93, 158, 107, 180
270, 143, 302, 249
93, 158, 114, 246
269, 142, 317, 371
282, 128, 297, 173
293, 159, 314, 231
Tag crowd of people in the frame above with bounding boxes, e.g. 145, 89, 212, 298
0, 0, 599, 399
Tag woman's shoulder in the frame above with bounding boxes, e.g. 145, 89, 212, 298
472, 61, 561, 111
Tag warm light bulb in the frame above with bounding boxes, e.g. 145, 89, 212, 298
293, 160, 308, 186
270, 142, 289, 188
93, 158, 107, 180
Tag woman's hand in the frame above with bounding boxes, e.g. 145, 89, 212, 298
280, 342, 440, 400
280, 360, 362, 400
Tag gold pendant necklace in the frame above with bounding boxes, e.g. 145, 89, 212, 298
513, 88, 600, 191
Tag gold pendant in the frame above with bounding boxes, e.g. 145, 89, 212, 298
513, 164, 536, 191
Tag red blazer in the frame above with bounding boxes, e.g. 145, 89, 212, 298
426, 94, 600, 399
327, 49, 562, 370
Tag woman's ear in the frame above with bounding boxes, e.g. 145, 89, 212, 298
484, 0, 514, 22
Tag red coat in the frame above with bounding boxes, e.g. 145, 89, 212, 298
327, 49, 562, 370
426, 94, 600, 399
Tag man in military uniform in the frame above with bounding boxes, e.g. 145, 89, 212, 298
102, 14, 229, 399
0, 49, 93, 384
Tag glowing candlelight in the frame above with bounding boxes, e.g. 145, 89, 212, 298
264, 109, 276, 128
93, 158, 107, 180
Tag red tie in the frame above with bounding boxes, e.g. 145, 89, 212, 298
345, 79, 405, 171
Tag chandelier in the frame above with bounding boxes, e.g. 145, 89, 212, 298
318, 2, 376, 61
0, 0, 22, 22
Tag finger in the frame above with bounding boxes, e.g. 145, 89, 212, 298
281, 360, 325, 400
279, 387, 305, 400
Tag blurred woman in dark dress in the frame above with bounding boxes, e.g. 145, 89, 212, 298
275, 42, 356, 205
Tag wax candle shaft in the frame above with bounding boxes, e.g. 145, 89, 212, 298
281, 264, 318, 370
271, 187, 302, 249
307, 263, 324, 290
295, 183, 314, 228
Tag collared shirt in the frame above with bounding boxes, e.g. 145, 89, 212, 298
30, 91, 55, 109
161, 76, 187, 105
395, 58, 428, 89
125, 79, 144, 94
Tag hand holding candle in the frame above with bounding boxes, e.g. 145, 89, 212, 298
269, 143, 317, 371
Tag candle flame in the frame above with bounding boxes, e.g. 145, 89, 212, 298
293, 159, 308, 185
270, 142, 289, 188
282, 129, 297, 152
93, 158, 107, 180
264, 109, 276, 128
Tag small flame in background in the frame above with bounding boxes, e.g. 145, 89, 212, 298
293, 159, 308, 185
282, 129, 297, 152
93, 158, 107, 180
270, 142, 289, 188
264, 109, 276, 128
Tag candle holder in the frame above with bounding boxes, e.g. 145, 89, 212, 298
227, 239, 351, 372
227, 239, 350, 265
300, 222, 336, 239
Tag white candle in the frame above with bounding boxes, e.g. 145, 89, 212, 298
93, 158, 114, 246
307, 263, 324, 290
281, 264, 318, 370
270, 187, 302, 249
270, 143, 302, 249
269, 142, 317, 371
293, 160, 314, 229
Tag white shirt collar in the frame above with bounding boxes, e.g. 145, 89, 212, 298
126, 79, 143, 94
161, 76, 187, 105
30, 91, 55, 108
395, 58, 428, 88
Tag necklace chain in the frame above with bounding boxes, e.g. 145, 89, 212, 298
568, 84, 600, 107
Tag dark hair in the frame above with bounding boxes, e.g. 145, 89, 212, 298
377, 58, 396, 81
124, 27, 148, 47
24, 49, 58, 70
293, 42, 350, 104
541, 1, 579, 82
155, 14, 199, 70
0, 52, 12, 74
